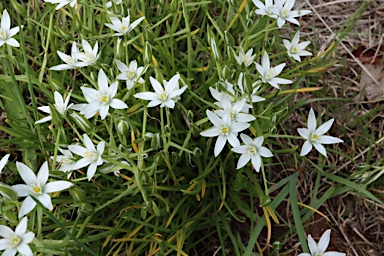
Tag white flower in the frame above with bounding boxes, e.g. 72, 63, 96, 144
252, 0, 277, 19
214, 96, 255, 123
255, 51, 292, 89
12, 162, 73, 218
134, 74, 186, 109
237, 73, 265, 103
105, 12, 145, 36
0, 217, 35, 256
234, 47, 256, 67
200, 110, 250, 157
297, 108, 343, 157
77, 39, 100, 66
283, 31, 312, 62
0, 9, 20, 47
0, 154, 10, 174
115, 59, 145, 90
270, 0, 311, 28
68, 134, 105, 181
231, 134, 273, 171
51, 148, 77, 178
35, 91, 73, 124
299, 229, 346, 256
44, 0, 77, 10
50, 42, 88, 71
80, 69, 128, 120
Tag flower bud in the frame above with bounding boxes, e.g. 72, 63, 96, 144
69, 186, 87, 203
117, 120, 129, 136
143, 41, 152, 65
0, 182, 18, 201
224, 31, 235, 46
115, 38, 123, 59
150, 133, 161, 150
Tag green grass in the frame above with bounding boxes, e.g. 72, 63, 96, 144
0, 0, 383, 255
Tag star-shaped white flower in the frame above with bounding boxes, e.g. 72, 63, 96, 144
270, 0, 312, 28
297, 108, 343, 157
234, 47, 256, 67
0, 154, 10, 174
35, 91, 73, 124
50, 42, 88, 71
51, 148, 76, 178
115, 59, 145, 90
68, 134, 105, 181
0, 9, 20, 48
105, 12, 145, 36
0, 217, 35, 256
44, 0, 77, 10
214, 96, 255, 123
299, 229, 346, 256
283, 31, 312, 62
134, 74, 186, 109
231, 134, 273, 171
200, 110, 250, 157
79, 69, 128, 120
252, 0, 277, 19
255, 51, 292, 89
76, 39, 100, 66
12, 162, 73, 218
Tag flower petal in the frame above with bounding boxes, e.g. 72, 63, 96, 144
18, 196, 36, 218
307, 108, 317, 132
16, 162, 37, 186
300, 140, 313, 156
37, 162, 49, 187
317, 229, 331, 253
237, 154, 250, 169
214, 135, 227, 157
44, 181, 73, 193
14, 217, 27, 237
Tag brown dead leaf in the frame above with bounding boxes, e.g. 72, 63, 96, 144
355, 64, 384, 102
349, 45, 384, 65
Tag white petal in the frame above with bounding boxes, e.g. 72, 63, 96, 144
87, 163, 97, 181
251, 154, 262, 172
44, 181, 73, 193
21, 231, 35, 244
37, 162, 49, 187
1, 10, 11, 30
237, 154, 250, 169
214, 136, 227, 157
313, 142, 327, 157
2, 248, 17, 256
0, 154, 10, 173
110, 99, 128, 109
300, 140, 313, 156
134, 92, 157, 101
200, 127, 220, 137
12, 184, 30, 197
115, 59, 129, 72
36, 193, 53, 210
83, 134, 95, 151
318, 135, 343, 144
253, 136, 264, 148
164, 74, 180, 93
307, 108, 317, 132
206, 110, 223, 128
258, 147, 273, 158
317, 229, 331, 253
231, 145, 249, 154
97, 69, 109, 95
316, 118, 334, 135
68, 145, 87, 157
16, 162, 37, 186
149, 77, 164, 94
99, 105, 109, 120
297, 128, 309, 140
227, 133, 240, 147
14, 217, 27, 237
16, 243, 33, 256
18, 197, 36, 218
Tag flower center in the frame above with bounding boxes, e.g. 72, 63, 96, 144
292, 46, 298, 53
9, 236, 21, 248
311, 134, 319, 141
265, 68, 277, 80
101, 95, 109, 103
84, 151, 97, 160
121, 25, 127, 32
128, 71, 136, 79
160, 93, 167, 100
248, 146, 257, 156
0, 28, 6, 39
221, 127, 229, 135
32, 184, 42, 194
65, 56, 75, 65
281, 9, 289, 18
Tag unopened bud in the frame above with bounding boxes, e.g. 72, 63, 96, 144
117, 120, 129, 136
